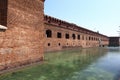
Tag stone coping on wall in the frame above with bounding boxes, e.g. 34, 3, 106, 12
0, 25, 7, 30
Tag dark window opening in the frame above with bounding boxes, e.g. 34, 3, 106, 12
58, 43, 61, 46
0, 0, 8, 26
78, 35, 80, 40
65, 34, 69, 39
72, 34, 76, 39
89, 37, 91, 40
46, 30, 52, 38
0, 11, 2, 24
57, 32, 62, 38
67, 43, 69, 45
92, 37, 93, 40
48, 43, 51, 46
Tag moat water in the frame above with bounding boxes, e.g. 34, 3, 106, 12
0, 47, 120, 80
44, 47, 120, 80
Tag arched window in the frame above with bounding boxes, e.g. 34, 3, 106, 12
58, 43, 61, 46
48, 43, 51, 46
65, 33, 69, 39
89, 36, 91, 40
46, 29, 52, 38
72, 34, 76, 39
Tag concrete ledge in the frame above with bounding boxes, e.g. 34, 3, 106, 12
0, 25, 7, 30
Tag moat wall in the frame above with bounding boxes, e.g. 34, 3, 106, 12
0, 0, 44, 71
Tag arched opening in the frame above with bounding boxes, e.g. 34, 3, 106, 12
58, 43, 61, 46
89, 36, 91, 40
78, 35, 80, 40
72, 34, 76, 39
67, 43, 69, 45
48, 43, 51, 46
46, 29, 52, 38
65, 33, 69, 39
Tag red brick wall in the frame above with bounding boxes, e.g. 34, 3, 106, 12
0, 0, 44, 71
44, 15, 109, 52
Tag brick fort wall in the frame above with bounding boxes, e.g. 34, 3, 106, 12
0, 0, 44, 71
44, 15, 109, 52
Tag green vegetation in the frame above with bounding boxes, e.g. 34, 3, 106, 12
0, 48, 114, 80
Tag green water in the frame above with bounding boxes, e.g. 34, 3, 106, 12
0, 47, 120, 80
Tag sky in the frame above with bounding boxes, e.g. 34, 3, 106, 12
44, 0, 120, 36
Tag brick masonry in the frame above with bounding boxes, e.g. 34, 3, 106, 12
0, 0, 44, 71
44, 15, 109, 52
0, 0, 109, 71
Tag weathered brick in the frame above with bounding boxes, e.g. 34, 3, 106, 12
0, 0, 44, 71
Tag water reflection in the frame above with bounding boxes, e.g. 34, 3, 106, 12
45, 47, 120, 80
0, 47, 120, 80
45, 48, 109, 80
